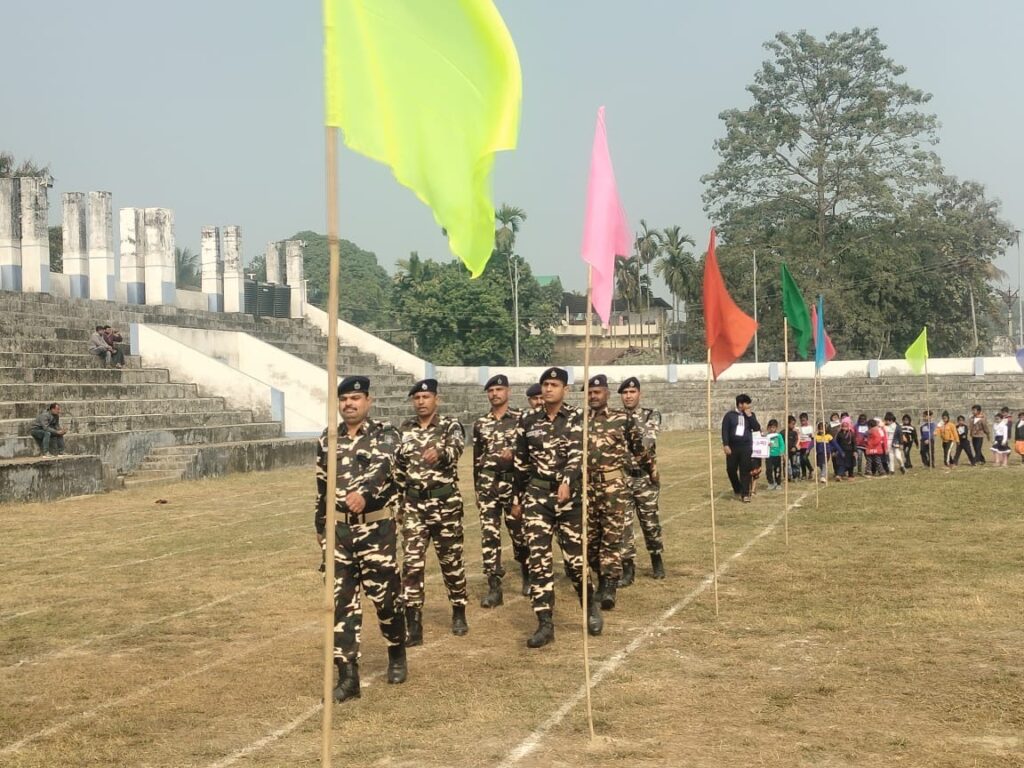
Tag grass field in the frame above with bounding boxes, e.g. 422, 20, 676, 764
1, 432, 1022, 767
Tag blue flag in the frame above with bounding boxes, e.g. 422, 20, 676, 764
814, 296, 826, 370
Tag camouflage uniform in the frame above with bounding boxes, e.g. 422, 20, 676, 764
472, 407, 528, 577
395, 413, 468, 609
587, 405, 649, 583
314, 420, 405, 663
620, 405, 664, 560
513, 403, 586, 614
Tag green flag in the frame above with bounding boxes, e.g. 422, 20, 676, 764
780, 263, 812, 359
905, 326, 929, 374
323, 0, 522, 277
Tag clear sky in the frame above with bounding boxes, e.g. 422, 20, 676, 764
4, 0, 1022, 295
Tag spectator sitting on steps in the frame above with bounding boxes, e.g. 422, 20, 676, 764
30, 403, 67, 456
88, 325, 123, 368
102, 325, 126, 368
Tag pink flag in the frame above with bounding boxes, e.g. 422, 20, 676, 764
581, 106, 631, 327
810, 302, 837, 363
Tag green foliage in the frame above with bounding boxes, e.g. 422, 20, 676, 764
700, 28, 1015, 359
296, 230, 392, 329
0, 151, 49, 179
48, 226, 62, 273
175, 247, 201, 290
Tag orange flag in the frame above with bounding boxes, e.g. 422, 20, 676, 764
703, 228, 757, 379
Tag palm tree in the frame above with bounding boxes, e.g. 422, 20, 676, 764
655, 226, 698, 321
634, 219, 661, 311
495, 204, 527, 255
175, 247, 201, 289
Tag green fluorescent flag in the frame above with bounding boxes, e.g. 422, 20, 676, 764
780, 263, 812, 359
905, 326, 929, 374
323, 0, 522, 277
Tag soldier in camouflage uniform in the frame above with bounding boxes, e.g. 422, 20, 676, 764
585, 374, 651, 611
513, 366, 602, 648
617, 377, 665, 583
526, 382, 544, 410
314, 375, 406, 703
395, 378, 469, 645
473, 373, 529, 607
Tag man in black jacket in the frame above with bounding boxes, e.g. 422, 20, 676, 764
31, 403, 67, 456
721, 394, 760, 502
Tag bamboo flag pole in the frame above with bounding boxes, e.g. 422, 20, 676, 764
820, 373, 829, 487
813, 371, 820, 509
580, 265, 596, 740
321, 127, 342, 767
783, 318, 789, 546
925, 350, 934, 470
706, 347, 720, 616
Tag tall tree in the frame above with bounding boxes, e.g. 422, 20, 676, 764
494, 204, 526, 255
0, 151, 50, 179
175, 247, 201, 289
654, 226, 697, 321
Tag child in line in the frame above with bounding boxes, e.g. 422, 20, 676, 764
1015, 412, 1024, 465
798, 413, 814, 480
953, 415, 975, 466
854, 414, 869, 474
899, 414, 917, 470
814, 421, 841, 483
919, 411, 936, 467
991, 414, 1010, 467
834, 417, 857, 480
883, 412, 903, 475
865, 418, 888, 476
787, 415, 800, 481
766, 419, 785, 490
938, 411, 957, 467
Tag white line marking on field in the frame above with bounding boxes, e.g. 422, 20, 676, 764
494, 491, 810, 768
0, 622, 316, 754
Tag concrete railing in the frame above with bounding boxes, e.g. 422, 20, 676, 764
130, 324, 285, 429
304, 304, 429, 379
134, 324, 328, 436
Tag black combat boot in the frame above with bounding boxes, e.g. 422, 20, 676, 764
619, 558, 636, 588
333, 659, 361, 702
599, 576, 617, 611
650, 552, 666, 580
480, 574, 504, 608
451, 605, 469, 636
526, 610, 555, 648
520, 561, 531, 597
405, 607, 423, 647
386, 645, 407, 684
587, 596, 604, 636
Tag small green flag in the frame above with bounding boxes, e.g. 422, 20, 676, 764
905, 326, 929, 374
780, 263, 812, 359
323, 0, 522, 277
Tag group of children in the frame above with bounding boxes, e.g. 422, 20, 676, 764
758, 405, 1024, 488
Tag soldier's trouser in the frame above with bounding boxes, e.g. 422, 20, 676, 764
523, 487, 584, 615
401, 495, 468, 608
332, 517, 404, 662
587, 476, 628, 580
620, 473, 664, 560
476, 486, 528, 577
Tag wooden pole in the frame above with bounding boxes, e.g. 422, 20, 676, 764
706, 347, 720, 616
580, 266, 596, 740
813, 371, 820, 509
820, 373, 829, 487
783, 318, 789, 546
321, 126, 342, 767
925, 351, 934, 469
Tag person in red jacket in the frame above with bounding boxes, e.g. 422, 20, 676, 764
865, 418, 888, 477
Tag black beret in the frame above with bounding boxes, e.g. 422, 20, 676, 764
484, 374, 509, 390
582, 373, 608, 391
338, 375, 370, 395
617, 377, 641, 394
526, 383, 542, 398
408, 378, 439, 397
539, 366, 569, 385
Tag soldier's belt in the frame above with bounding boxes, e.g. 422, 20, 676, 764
528, 476, 560, 491
629, 469, 647, 478
405, 483, 457, 501
341, 508, 392, 525
590, 468, 625, 483
479, 469, 515, 483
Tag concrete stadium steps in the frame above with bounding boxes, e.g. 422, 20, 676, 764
0, 339, 140, 356
0, 352, 142, 369
2, 382, 200, 401
124, 446, 200, 488
1, 409, 255, 437
0, 455, 106, 500
0, 397, 233, 420
0, 367, 171, 385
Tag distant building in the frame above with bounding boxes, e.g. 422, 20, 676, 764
553, 292, 671, 363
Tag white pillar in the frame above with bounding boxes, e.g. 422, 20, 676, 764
285, 239, 305, 318
87, 191, 114, 300
19, 177, 50, 293
201, 225, 223, 311
119, 207, 145, 304
143, 207, 176, 305
222, 224, 244, 313
62, 192, 89, 298
0, 178, 22, 291
265, 240, 282, 284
